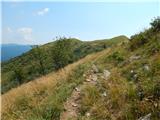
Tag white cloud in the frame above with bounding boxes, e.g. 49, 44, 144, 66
5, 27, 13, 33
2, 27, 35, 44
17, 27, 33, 41
37, 8, 49, 16
17, 27, 32, 34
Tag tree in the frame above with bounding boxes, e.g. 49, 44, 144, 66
150, 17, 160, 32
31, 45, 45, 75
52, 37, 73, 70
13, 67, 24, 85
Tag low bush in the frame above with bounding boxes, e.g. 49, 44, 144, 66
129, 31, 148, 50
107, 51, 125, 65
129, 17, 160, 51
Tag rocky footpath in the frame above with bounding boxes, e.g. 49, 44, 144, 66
60, 64, 110, 120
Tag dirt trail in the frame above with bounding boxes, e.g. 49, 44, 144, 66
60, 64, 110, 120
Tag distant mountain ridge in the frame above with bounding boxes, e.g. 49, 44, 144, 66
1, 44, 32, 62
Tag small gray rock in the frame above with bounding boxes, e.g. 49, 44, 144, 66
133, 74, 138, 78
86, 79, 91, 82
130, 70, 134, 73
92, 74, 97, 81
75, 87, 80, 92
72, 103, 78, 107
103, 70, 110, 80
92, 64, 99, 73
130, 55, 141, 61
138, 113, 151, 120
144, 65, 150, 71
102, 92, 107, 97
86, 112, 91, 117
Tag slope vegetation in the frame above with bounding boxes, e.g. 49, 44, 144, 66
1, 36, 128, 93
2, 18, 160, 120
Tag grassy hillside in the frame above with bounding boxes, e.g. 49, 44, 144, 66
1, 49, 103, 120
1, 18, 160, 120
1, 35, 128, 93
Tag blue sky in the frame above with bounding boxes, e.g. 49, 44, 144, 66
2, 1, 160, 44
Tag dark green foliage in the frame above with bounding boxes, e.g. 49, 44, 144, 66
129, 31, 148, 50
129, 17, 160, 51
146, 35, 160, 55
13, 67, 25, 85
111, 52, 124, 62
107, 51, 125, 65
150, 17, 160, 32
31, 45, 46, 75
51, 37, 74, 70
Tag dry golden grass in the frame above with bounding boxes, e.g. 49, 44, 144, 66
1, 48, 111, 118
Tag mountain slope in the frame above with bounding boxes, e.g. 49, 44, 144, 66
1, 35, 128, 93
1, 26, 160, 120
1, 47, 104, 120
2, 17, 160, 120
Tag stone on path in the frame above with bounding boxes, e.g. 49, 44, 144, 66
130, 70, 134, 73
144, 65, 150, 71
60, 65, 110, 120
75, 87, 80, 92
86, 112, 91, 117
83, 74, 86, 77
72, 103, 78, 107
138, 113, 151, 120
92, 64, 99, 73
91, 74, 97, 81
102, 91, 107, 97
130, 55, 141, 61
86, 79, 91, 82
103, 70, 111, 80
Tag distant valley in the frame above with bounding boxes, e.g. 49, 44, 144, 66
1, 44, 32, 62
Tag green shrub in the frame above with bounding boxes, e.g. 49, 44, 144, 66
107, 51, 125, 64
129, 31, 148, 50
12, 67, 25, 85
150, 17, 160, 32
31, 45, 46, 75
52, 37, 74, 70
145, 35, 160, 55
129, 17, 160, 51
